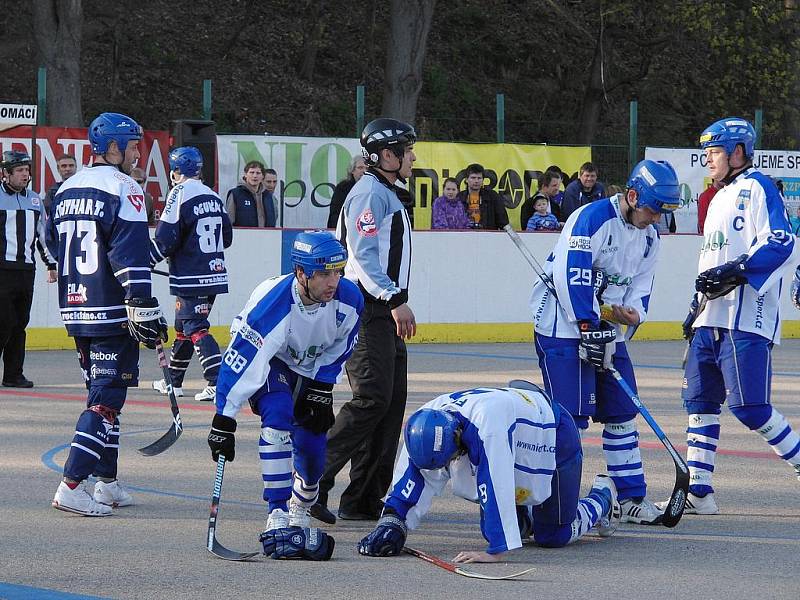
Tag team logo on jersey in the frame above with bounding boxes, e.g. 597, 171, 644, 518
209, 258, 225, 272
66, 283, 88, 304
31, 196, 40, 206
736, 189, 751, 210
567, 235, 591, 250
701, 230, 729, 253
644, 235, 654, 258
335, 310, 346, 327
127, 193, 144, 212
238, 323, 264, 349
194, 303, 211, 316
515, 487, 531, 504
356, 208, 378, 237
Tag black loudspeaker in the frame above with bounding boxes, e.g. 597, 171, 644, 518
169, 120, 217, 189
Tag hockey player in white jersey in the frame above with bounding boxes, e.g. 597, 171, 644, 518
207, 230, 363, 560
357, 382, 620, 563
529, 159, 681, 526
662, 117, 800, 516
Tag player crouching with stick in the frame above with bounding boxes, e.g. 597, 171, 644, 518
358, 382, 620, 563
206, 231, 363, 560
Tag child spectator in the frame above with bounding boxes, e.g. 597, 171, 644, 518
431, 178, 470, 229
525, 196, 560, 231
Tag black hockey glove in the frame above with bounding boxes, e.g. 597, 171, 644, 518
294, 380, 335, 434
357, 513, 407, 557
207, 414, 237, 462
578, 320, 616, 371
791, 267, 800, 311
592, 268, 609, 304
695, 254, 748, 300
682, 294, 705, 340
260, 527, 335, 561
125, 297, 168, 349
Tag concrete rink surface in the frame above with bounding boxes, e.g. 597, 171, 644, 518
0, 340, 798, 600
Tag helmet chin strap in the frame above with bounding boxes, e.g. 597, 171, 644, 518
170, 171, 188, 186
379, 147, 408, 183
297, 270, 324, 305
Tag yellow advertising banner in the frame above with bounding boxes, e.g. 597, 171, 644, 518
410, 142, 591, 229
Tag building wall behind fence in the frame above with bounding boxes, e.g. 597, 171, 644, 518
24, 229, 800, 349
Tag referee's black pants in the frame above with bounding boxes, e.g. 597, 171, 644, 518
318, 301, 408, 514
0, 269, 35, 383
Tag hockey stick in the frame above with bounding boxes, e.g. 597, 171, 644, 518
137, 339, 183, 456
151, 268, 169, 277
207, 455, 260, 561
403, 547, 534, 581
681, 294, 708, 368
503, 223, 688, 527
607, 368, 688, 528
502, 225, 558, 296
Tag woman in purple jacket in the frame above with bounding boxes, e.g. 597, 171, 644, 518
431, 178, 470, 229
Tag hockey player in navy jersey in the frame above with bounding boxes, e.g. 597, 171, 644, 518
150, 146, 232, 402
47, 112, 168, 516
661, 118, 800, 516
207, 230, 363, 560
529, 159, 681, 526
358, 383, 620, 563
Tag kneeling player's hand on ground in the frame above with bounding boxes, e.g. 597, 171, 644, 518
453, 550, 504, 564
125, 297, 168, 348
294, 381, 335, 434
260, 527, 335, 561
578, 321, 616, 371
357, 514, 407, 557
792, 267, 800, 310
207, 414, 236, 462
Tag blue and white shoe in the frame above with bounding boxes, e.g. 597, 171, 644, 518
591, 474, 620, 537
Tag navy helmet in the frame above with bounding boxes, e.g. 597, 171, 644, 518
169, 146, 203, 177
290, 230, 347, 276
404, 408, 461, 470
627, 159, 681, 214
88, 112, 143, 155
360, 118, 416, 166
699, 117, 756, 159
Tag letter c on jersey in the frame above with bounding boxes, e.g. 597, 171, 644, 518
733, 216, 745, 231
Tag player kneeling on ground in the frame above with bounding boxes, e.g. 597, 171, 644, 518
207, 231, 363, 560
358, 382, 620, 563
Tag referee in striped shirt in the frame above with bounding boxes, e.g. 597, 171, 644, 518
0, 150, 57, 388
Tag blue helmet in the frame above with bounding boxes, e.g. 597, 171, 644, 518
290, 230, 347, 276
699, 117, 756, 159
169, 146, 203, 177
88, 112, 143, 154
627, 159, 681, 214
404, 408, 461, 470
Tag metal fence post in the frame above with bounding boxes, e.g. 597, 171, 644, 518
202, 79, 212, 121
754, 108, 763, 149
356, 85, 365, 137
37, 67, 47, 125
628, 99, 638, 173
496, 93, 505, 143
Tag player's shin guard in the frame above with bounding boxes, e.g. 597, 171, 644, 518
93, 417, 120, 480
602, 420, 646, 500
63, 409, 110, 482
259, 427, 293, 513
566, 490, 610, 545
191, 330, 221, 385
687, 413, 720, 496
292, 474, 319, 508
167, 335, 193, 387
744, 407, 800, 471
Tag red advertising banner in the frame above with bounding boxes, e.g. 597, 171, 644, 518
0, 125, 171, 217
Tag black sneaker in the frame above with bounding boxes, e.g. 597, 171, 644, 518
2, 376, 33, 388
310, 502, 337, 525
338, 508, 381, 521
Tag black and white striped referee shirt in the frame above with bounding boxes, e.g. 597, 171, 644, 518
0, 183, 56, 271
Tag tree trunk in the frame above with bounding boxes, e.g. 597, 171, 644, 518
32, 0, 83, 127
576, 35, 604, 145
381, 0, 435, 123
298, 1, 326, 82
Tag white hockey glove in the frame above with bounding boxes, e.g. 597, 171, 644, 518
125, 297, 168, 349
791, 267, 800, 311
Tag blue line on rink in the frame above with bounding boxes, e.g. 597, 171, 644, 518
406, 348, 800, 377
0, 582, 111, 600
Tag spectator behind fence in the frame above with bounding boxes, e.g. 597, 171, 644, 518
525, 195, 560, 231
561, 162, 605, 221
520, 170, 562, 229
455, 163, 509, 230
606, 184, 623, 196
790, 205, 800, 236
43, 154, 78, 217
225, 160, 277, 227
130, 167, 156, 225
546, 164, 566, 216
697, 179, 720, 234
431, 177, 470, 229
264, 167, 282, 226
327, 156, 367, 228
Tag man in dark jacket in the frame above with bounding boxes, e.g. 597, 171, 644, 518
561, 162, 605, 221
455, 163, 509, 230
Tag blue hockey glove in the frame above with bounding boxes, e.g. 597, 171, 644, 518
791, 267, 800, 310
260, 527, 335, 561
357, 513, 407, 557
695, 254, 748, 300
578, 320, 616, 371
294, 380, 335, 434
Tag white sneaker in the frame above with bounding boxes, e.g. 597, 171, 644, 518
591, 474, 620, 537
152, 379, 183, 397
94, 480, 134, 507
620, 497, 664, 525
194, 385, 216, 402
52, 481, 112, 516
289, 502, 311, 528
657, 492, 719, 515
265, 508, 290, 532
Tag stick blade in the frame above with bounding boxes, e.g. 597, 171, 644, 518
660, 465, 690, 528
137, 427, 182, 456
207, 538, 259, 561
455, 566, 535, 580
